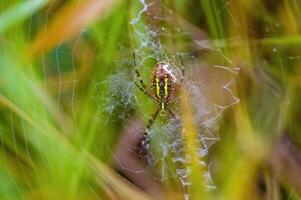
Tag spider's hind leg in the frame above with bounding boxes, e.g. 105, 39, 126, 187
138, 109, 159, 164
168, 108, 177, 119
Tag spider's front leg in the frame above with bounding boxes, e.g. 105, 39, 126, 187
138, 109, 159, 164
133, 52, 150, 96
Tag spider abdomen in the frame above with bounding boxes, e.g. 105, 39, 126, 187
150, 62, 176, 103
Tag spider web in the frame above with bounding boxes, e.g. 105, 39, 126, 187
109, 0, 240, 198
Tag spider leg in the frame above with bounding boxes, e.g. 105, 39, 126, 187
133, 52, 148, 90
134, 80, 159, 101
168, 108, 177, 119
139, 109, 159, 163
134, 81, 149, 97
178, 54, 185, 83
133, 52, 156, 99
169, 108, 182, 121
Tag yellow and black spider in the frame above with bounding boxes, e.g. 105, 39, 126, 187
133, 53, 185, 162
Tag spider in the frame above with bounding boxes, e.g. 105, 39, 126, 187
133, 53, 185, 162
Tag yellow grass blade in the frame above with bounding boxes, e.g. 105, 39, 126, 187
180, 88, 209, 199
28, 0, 121, 55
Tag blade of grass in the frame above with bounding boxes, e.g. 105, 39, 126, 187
0, 0, 50, 34
180, 88, 209, 199
28, 0, 122, 55
0, 94, 152, 200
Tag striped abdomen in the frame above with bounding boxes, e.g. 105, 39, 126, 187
150, 62, 176, 103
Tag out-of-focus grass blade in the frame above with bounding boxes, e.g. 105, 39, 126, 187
222, 102, 265, 199
180, 88, 209, 199
260, 36, 301, 45
200, 0, 225, 40
0, 95, 152, 200
29, 0, 121, 55
87, 153, 153, 200
0, 0, 50, 34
